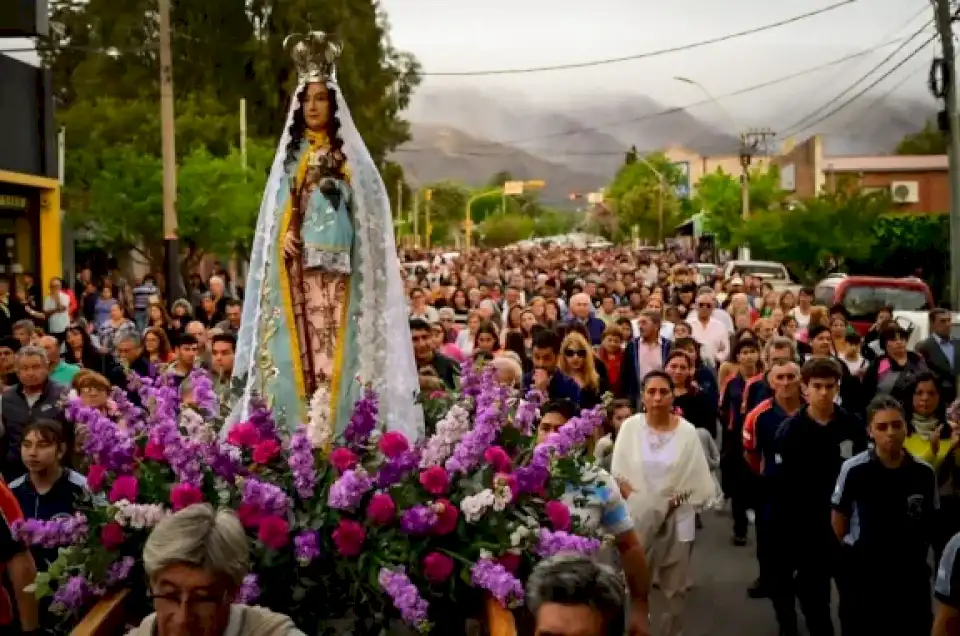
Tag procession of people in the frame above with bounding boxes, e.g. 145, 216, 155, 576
0, 30, 958, 636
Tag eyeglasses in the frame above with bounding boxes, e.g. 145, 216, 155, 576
564, 349, 587, 358
149, 590, 224, 612
698, 303, 713, 308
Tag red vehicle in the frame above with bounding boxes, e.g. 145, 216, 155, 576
813, 275, 934, 335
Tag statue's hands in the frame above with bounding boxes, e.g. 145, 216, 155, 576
283, 231, 301, 258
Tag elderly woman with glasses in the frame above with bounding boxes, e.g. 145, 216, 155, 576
128, 504, 304, 636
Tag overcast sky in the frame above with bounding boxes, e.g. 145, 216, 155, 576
1, 0, 938, 128
380, 0, 937, 124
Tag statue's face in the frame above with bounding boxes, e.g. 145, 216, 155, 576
303, 82, 330, 131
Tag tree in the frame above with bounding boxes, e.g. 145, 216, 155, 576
478, 215, 535, 248
691, 167, 784, 249
605, 152, 686, 242
737, 188, 891, 283
72, 141, 272, 270
896, 120, 947, 155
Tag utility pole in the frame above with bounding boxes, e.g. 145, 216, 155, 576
424, 189, 432, 249
737, 127, 776, 261
933, 0, 960, 309
158, 0, 183, 302
412, 189, 420, 249
240, 98, 248, 172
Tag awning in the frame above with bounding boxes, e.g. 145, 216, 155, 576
675, 212, 706, 236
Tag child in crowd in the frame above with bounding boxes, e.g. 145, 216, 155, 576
841, 332, 868, 377
595, 399, 633, 470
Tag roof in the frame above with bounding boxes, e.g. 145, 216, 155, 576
823, 155, 948, 173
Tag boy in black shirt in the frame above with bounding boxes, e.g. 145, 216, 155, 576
832, 394, 936, 635
768, 357, 867, 636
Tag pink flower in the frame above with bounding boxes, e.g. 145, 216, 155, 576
332, 519, 366, 557
483, 446, 513, 474
428, 390, 446, 399
144, 440, 165, 461
170, 484, 204, 511
418, 466, 450, 495
330, 447, 360, 472
422, 552, 455, 584
237, 503, 264, 529
378, 431, 409, 458
252, 440, 281, 465
101, 522, 125, 551
545, 500, 571, 531
432, 498, 459, 536
366, 493, 396, 526
497, 552, 521, 573
109, 476, 139, 503
227, 422, 260, 448
257, 516, 291, 550
86, 465, 106, 493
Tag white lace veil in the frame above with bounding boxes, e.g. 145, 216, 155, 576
232, 81, 424, 442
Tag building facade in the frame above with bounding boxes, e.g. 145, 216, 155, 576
775, 135, 947, 214
0, 0, 63, 286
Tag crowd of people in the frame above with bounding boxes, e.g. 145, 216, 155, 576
2, 244, 960, 634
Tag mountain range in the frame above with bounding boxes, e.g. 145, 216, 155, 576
390, 86, 936, 200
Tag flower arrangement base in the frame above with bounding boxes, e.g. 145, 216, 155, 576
70, 589, 130, 636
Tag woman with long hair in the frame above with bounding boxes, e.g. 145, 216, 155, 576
456, 310, 482, 357
64, 324, 118, 379
665, 350, 718, 436
450, 288, 470, 325
143, 327, 173, 365
473, 321, 501, 355
612, 371, 719, 636
558, 331, 608, 409
145, 301, 175, 343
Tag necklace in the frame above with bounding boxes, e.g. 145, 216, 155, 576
646, 420, 676, 451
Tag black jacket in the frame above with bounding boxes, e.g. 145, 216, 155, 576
0, 382, 70, 481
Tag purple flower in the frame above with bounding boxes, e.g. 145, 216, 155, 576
186, 369, 217, 414
376, 449, 420, 488
11, 513, 88, 548
378, 567, 430, 630
294, 530, 321, 565
248, 399, 278, 441
148, 413, 204, 487
66, 399, 135, 472
400, 504, 438, 535
446, 368, 509, 474
236, 574, 260, 604
514, 391, 543, 433
288, 425, 317, 500
471, 557, 524, 607
535, 529, 602, 558
204, 442, 244, 482
328, 468, 373, 510
345, 388, 379, 447
513, 404, 606, 495
458, 359, 483, 399
241, 478, 291, 517
51, 576, 103, 614
111, 387, 145, 432
105, 557, 136, 587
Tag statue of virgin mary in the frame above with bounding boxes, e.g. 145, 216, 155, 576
230, 32, 423, 444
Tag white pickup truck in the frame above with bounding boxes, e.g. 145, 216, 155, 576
722, 260, 800, 293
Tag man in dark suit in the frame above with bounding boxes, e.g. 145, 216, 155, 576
916, 308, 960, 402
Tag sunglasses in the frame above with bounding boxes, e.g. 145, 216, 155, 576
564, 349, 587, 358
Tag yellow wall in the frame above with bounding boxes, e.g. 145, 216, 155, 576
0, 170, 61, 284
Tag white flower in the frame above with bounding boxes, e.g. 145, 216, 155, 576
460, 489, 496, 523
114, 500, 169, 529
307, 386, 333, 449
492, 475, 512, 511
510, 524, 533, 548
180, 408, 216, 444
420, 405, 471, 468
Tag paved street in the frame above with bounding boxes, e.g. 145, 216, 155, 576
665, 507, 841, 636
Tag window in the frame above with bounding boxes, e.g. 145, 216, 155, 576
841, 285, 930, 321
814, 283, 837, 307
738, 264, 788, 280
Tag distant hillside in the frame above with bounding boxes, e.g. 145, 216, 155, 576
391, 123, 605, 206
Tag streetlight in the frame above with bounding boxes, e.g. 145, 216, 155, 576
631, 155, 668, 246
674, 76, 744, 133
464, 188, 502, 252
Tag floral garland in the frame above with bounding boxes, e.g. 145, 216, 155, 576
33, 362, 608, 633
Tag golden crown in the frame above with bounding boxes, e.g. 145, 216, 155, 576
285, 31, 342, 84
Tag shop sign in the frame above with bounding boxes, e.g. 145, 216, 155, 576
0, 195, 28, 210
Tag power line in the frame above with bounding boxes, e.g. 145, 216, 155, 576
421, 1, 857, 76
781, 34, 936, 137
0, 1, 857, 75
781, 16, 934, 134
392, 37, 920, 154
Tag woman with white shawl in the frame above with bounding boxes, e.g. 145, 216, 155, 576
229, 32, 422, 444
612, 369, 719, 636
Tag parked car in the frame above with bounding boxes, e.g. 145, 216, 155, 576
814, 275, 934, 335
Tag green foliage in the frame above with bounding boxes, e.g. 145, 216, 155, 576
739, 189, 891, 283
604, 152, 688, 242
478, 215, 536, 247
691, 167, 784, 248
895, 120, 947, 156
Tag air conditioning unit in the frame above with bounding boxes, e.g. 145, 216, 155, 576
890, 181, 919, 204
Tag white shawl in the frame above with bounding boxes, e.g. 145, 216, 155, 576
611, 414, 720, 541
